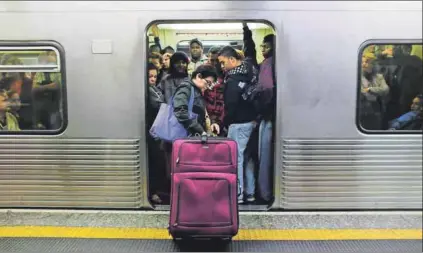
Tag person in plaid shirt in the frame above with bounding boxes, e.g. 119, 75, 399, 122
203, 47, 226, 136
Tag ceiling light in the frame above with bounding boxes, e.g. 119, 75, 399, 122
157, 23, 268, 30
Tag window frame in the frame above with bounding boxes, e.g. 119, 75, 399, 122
356, 39, 423, 135
0, 40, 68, 135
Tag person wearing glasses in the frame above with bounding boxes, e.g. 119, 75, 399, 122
173, 64, 221, 136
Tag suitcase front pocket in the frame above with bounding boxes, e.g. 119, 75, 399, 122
174, 176, 234, 228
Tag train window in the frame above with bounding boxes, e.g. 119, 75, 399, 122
145, 21, 276, 208
358, 43, 423, 133
0, 43, 66, 133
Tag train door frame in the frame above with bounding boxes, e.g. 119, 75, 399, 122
142, 17, 281, 211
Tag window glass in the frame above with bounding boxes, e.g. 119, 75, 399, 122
0, 46, 65, 132
358, 43, 423, 132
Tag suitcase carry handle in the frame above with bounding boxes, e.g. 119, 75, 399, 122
189, 132, 209, 144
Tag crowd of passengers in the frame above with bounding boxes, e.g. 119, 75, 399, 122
360, 45, 423, 131
147, 23, 276, 205
0, 51, 62, 131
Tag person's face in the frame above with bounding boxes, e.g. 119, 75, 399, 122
173, 59, 187, 74
362, 57, 373, 73
0, 94, 8, 112
411, 97, 422, 111
261, 42, 272, 58
150, 58, 162, 70
208, 53, 218, 66
218, 56, 237, 72
148, 69, 158, 86
162, 53, 172, 69
190, 42, 203, 59
393, 45, 411, 58
193, 74, 215, 91
9, 93, 21, 112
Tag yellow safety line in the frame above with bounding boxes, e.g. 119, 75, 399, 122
0, 227, 421, 240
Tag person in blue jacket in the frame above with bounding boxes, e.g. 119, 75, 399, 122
389, 94, 423, 130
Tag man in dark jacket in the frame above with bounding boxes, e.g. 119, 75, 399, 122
242, 23, 276, 203
218, 45, 258, 204
187, 38, 208, 76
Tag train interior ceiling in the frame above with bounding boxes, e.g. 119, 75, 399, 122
148, 22, 274, 63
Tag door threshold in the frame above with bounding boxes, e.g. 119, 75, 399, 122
152, 204, 269, 211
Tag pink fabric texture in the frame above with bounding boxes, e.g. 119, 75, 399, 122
169, 138, 239, 238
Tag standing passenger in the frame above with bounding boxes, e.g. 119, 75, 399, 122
146, 63, 166, 204
32, 51, 62, 130
203, 47, 226, 134
187, 38, 208, 76
161, 52, 173, 80
243, 23, 276, 203
0, 73, 34, 130
157, 51, 190, 181
360, 53, 390, 130
173, 64, 220, 136
0, 90, 20, 131
218, 46, 258, 204
158, 51, 190, 103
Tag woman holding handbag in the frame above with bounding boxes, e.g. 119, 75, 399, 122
150, 64, 220, 199
172, 64, 220, 136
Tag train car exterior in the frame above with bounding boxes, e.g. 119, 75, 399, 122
0, 1, 421, 211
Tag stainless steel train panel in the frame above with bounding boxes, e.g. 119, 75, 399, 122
280, 138, 422, 209
0, 139, 142, 208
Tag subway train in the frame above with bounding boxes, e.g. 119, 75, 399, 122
0, 1, 421, 215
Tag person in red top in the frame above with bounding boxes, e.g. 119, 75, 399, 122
203, 46, 226, 136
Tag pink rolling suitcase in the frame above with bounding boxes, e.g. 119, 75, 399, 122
168, 135, 239, 241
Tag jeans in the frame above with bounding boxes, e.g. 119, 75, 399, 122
258, 120, 273, 201
227, 121, 255, 200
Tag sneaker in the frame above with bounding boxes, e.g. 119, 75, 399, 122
246, 195, 255, 203
151, 194, 162, 204
238, 198, 244, 204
